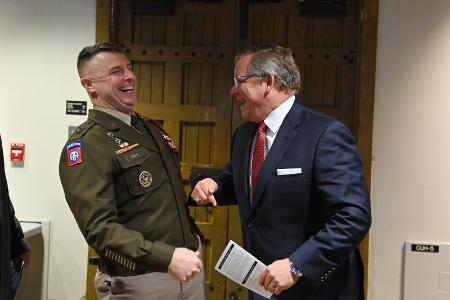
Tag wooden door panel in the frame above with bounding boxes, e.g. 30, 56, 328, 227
134, 62, 165, 104
250, 12, 289, 45
117, 1, 235, 300
93, 0, 376, 299
134, 15, 167, 44
92, 2, 233, 300
85, 247, 97, 300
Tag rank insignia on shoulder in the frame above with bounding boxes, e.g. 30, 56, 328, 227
66, 141, 83, 167
160, 131, 178, 152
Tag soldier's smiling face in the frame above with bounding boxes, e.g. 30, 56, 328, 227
80, 51, 137, 114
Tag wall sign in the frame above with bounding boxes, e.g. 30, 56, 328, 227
411, 244, 439, 253
66, 100, 87, 115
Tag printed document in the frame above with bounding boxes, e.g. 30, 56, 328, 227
215, 240, 273, 299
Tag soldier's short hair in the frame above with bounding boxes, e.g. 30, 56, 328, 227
235, 45, 300, 94
77, 42, 126, 76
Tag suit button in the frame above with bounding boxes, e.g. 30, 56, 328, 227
247, 221, 253, 229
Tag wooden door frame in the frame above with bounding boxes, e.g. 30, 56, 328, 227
96, 0, 114, 42
356, 0, 379, 294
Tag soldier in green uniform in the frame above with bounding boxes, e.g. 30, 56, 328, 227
59, 43, 205, 300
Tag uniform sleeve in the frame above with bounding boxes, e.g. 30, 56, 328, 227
290, 121, 371, 286
59, 137, 175, 273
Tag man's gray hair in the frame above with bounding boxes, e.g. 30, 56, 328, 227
236, 45, 300, 94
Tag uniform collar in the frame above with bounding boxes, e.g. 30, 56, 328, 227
94, 106, 132, 126
88, 109, 128, 131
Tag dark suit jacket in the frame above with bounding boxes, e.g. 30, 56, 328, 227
214, 100, 371, 300
0, 135, 30, 300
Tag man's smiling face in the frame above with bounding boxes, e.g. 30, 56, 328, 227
229, 54, 270, 123
81, 51, 137, 114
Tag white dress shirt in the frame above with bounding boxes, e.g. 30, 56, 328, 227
249, 95, 295, 189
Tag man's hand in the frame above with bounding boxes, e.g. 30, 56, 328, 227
258, 258, 299, 295
22, 250, 31, 269
168, 248, 202, 282
191, 178, 218, 206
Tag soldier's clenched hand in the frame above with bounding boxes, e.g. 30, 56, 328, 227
168, 248, 202, 282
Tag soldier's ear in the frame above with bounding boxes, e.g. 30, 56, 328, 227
80, 78, 94, 93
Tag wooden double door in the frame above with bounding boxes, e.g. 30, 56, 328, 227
87, 0, 376, 299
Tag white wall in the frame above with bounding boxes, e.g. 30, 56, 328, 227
0, 0, 96, 299
370, 0, 450, 299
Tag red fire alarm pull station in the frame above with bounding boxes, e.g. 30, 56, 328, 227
10, 143, 25, 162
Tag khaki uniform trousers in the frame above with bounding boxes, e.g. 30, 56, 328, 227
95, 239, 206, 300
95, 267, 205, 300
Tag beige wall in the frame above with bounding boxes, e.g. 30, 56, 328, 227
369, 0, 450, 299
0, 0, 96, 299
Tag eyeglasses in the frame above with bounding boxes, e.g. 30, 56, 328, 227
233, 73, 261, 87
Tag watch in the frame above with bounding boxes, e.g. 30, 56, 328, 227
290, 261, 304, 279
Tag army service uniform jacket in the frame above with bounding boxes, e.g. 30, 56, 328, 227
59, 109, 198, 276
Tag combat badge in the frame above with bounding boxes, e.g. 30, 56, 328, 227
106, 132, 128, 148
139, 171, 152, 188
66, 141, 83, 167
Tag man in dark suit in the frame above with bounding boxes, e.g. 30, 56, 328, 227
191, 45, 371, 300
0, 135, 31, 300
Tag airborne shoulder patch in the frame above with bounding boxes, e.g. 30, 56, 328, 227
66, 141, 83, 167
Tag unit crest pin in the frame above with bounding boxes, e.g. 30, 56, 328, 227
139, 171, 152, 188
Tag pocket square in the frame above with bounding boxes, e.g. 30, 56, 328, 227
276, 168, 302, 176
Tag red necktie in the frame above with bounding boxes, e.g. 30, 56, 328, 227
251, 122, 268, 201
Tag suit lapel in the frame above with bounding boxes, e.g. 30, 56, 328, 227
251, 100, 304, 210
236, 123, 258, 215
